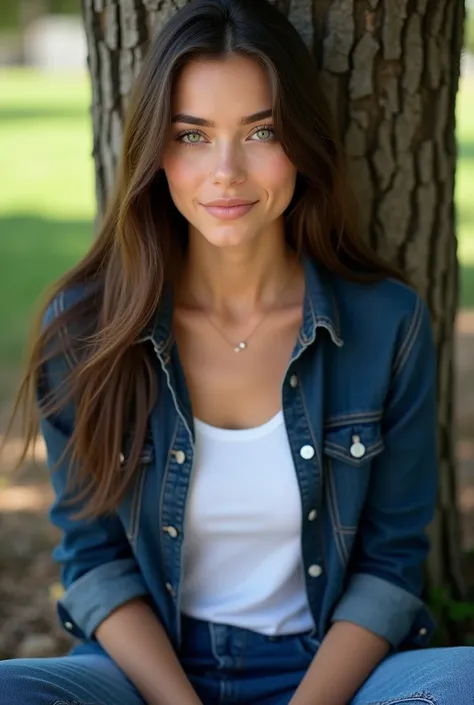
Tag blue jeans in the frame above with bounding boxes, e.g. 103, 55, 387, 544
0, 616, 473, 704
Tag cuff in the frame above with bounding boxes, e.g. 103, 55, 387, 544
58, 558, 150, 639
331, 573, 423, 647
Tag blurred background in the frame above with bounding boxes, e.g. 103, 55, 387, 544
0, 0, 473, 659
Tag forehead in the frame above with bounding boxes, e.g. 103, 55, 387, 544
171, 55, 273, 118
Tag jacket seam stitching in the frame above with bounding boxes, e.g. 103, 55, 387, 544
127, 462, 148, 549
298, 380, 328, 582
55, 291, 76, 370
392, 296, 422, 379
393, 303, 423, 381
297, 382, 323, 479
159, 417, 180, 569
53, 701, 98, 705
324, 410, 383, 427
53, 702, 98, 705
325, 458, 349, 565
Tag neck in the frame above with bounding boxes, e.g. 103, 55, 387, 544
177, 224, 300, 319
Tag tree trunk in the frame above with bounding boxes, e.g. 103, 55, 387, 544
81, 0, 466, 643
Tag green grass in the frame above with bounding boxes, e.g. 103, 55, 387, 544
0, 69, 95, 375
0, 68, 473, 386
457, 78, 474, 306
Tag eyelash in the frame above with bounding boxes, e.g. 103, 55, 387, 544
175, 124, 276, 146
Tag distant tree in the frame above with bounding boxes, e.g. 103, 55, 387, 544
81, 0, 467, 643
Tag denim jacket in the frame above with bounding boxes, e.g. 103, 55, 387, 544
39, 256, 438, 652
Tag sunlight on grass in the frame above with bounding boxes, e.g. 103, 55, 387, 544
0, 70, 95, 219
0, 69, 95, 376
457, 77, 474, 266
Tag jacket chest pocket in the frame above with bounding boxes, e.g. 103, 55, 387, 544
323, 421, 384, 559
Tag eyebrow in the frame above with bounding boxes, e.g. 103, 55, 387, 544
171, 109, 273, 127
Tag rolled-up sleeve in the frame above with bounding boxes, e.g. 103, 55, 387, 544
39, 294, 150, 641
57, 558, 149, 640
332, 294, 438, 647
43, 417, 150, 640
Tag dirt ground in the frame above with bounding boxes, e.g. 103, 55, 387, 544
1, 318, 474, 659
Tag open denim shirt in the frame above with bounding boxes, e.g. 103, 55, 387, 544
39, 256, 438, 652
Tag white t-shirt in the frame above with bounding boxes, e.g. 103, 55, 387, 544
180, 410, 314, 635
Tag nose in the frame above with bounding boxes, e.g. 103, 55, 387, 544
212, 141, 246, 186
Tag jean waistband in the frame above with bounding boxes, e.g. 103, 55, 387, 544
179, 614, 318, 659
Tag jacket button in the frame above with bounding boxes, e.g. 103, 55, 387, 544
350, 435, 366, 459
308, 509, 318, 521
165, 582, 176, 597
418, 627, 428, 637
174, 450, 186, 465
163, 526, 179, 538
300, 445, 315, 460
64, 621, 74, 631
308, 564, 323, 578
119, 453, 125, 464
289, 374, 298, 388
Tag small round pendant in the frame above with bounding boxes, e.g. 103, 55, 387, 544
234, 341, 247, 353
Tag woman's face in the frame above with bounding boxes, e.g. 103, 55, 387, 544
162, 54, 297, 249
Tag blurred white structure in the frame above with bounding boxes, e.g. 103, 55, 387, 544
23, 15, 87, 71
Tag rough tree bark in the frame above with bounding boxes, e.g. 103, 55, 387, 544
81, 0, 466, 642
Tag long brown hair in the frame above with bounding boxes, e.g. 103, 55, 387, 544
6, 0, 404, 519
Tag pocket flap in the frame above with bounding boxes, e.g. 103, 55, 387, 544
323, 423, 384, 467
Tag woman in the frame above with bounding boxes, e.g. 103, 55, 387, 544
1, 0, 473, 703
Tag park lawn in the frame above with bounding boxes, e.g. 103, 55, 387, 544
457, 77, 474, 307
0, 69, 95, 386
0, 68, 473, 394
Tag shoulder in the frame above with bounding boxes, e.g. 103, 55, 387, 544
41, 282, 100, 375
333, 275, 431, 336
42, 283, 95, 330
330, 275, 434, 377
334, 274, 426, 322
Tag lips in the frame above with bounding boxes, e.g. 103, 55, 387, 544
201, 198, 258, 221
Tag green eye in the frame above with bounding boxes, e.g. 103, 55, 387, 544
252, 127, 275, 141
180, 131, 203, 144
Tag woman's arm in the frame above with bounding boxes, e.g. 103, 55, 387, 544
40, 294, 201, 705
96, 598, 201, 705
290, 622, 388, 705
42, 395, 202, 705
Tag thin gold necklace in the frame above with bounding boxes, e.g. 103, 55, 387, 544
188, 264, 297, 353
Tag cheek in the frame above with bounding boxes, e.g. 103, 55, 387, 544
162, 150, 202, 199
253, 149, 297, 199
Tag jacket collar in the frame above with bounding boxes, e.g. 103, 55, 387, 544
299, 255, 343, 349
138, 254, 343, 352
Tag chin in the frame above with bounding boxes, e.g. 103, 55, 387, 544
201, 226, 256, 249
